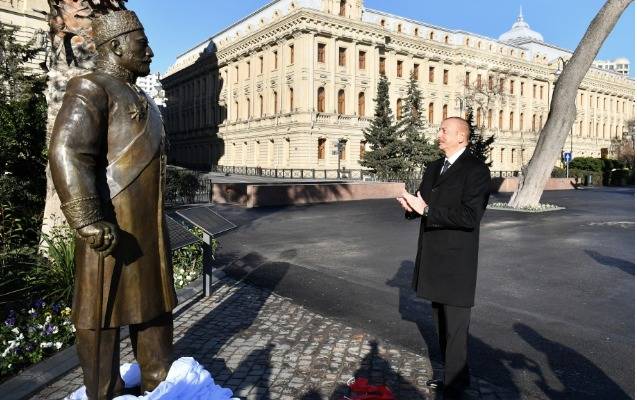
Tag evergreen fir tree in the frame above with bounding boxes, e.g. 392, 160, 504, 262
466, 105, 494, 167
397, 71, 440, 179
359, 75, 404, 180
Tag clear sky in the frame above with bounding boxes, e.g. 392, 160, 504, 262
130, 0, 635, 77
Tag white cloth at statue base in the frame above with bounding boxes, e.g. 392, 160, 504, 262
66, 357, 239, 400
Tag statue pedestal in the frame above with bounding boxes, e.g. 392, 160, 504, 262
66, 357, 238, 400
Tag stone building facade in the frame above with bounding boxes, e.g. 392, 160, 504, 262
0, 0, 48, 72
162, 0, 635, 172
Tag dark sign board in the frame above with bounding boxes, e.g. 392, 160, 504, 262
166, 215, 200, 251
175, 206, 236, 237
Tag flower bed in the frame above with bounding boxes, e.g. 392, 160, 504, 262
0, 300, 75, 379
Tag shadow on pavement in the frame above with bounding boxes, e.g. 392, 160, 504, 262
173, 253, 288, 397
584, 250, 635, 275
326, 340, 428, 400
512, 323, 631, 400
386, 261, 442, 372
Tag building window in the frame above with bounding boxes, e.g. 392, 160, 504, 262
338, 89, 345, 114
339, 140, 347, 160
339, 0, 346, 16
414, 27, 419, 36
397, 24, 402, 33
487, 109, 492, 128
289, 88, 294, 112
508, 112, 513, 130
442, 104, 448, 120
289, 44, 294, 64
477, 109, 482, 126
413, 64, 420, 80
520, 83, 524, 96
259, 56, 264, 74
396, 99, 403, 120
477, 74, 482, 88
465, 71, 470, 86
499, 78, 504, 92
429, 66, 435, 83
429, 31, 434, 40
488, 76, 493, 90
235, 65, 239, 83
358, 92, 365, 116
259, 95, 263, 117
379, 57, 386, 75
443, 69, 449, 85
539, 115, 543, 129
444, 35, 449, 44
510, 80, 514, 94
318, 43, 326, 63
380, 19, 385, 27
317, 87, 325, 112
532, 114, 536, 131
247, 61, 251, 78
511, 148, 515, 163
397, 60, 403, 78
247, 98, 251, 118
533, 84, 537, 98
234, 101, 238, 121
318, 138, 326, 160
360, 140, 366, 159
273, 50, 278, 69
428, 102, 434, 123
339, 47, 347, 66
498, 110, 503, 129
359, 51, 366, 69
273, 91, 278, 114
500, 148, 505, 163
519, 112, 524, 131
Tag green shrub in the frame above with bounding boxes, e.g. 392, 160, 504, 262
166, 168, 202, 204
569, 157, 604, 172
171, 227, 217, 289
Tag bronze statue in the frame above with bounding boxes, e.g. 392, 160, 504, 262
49, 10, 177, 400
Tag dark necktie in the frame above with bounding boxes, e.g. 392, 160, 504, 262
440, 160, 451, 175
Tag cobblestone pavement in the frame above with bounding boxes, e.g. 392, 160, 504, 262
29, 277, 497, 400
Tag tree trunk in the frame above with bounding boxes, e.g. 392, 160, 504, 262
41, 0, 127, 243
508, 0, 633, 208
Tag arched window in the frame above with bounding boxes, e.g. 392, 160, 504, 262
397, 24, 402, 33
414, 27, 419, 36
339, 0, 346, 16
509, 112, 514, 130
396, 99, 403, 120
259, 95, 263, 117
247, 97, 251, 118
442, 104, 448, 120
338, 89, 345, 114
358, 92, 365, 116
273, 91, 278, 114
317, 87, 325, 112
498, 110, 503, 129
519, 112, 524, 131
428, 102, 434, 123
429, 31, 435, 40
289, 88, 294, 112
532, 114, 536, 132
487, 109, 492, 128
380, 19, 385, 27
444, 35, 449, 44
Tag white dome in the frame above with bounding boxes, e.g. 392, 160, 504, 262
614, 57, 630, 64
498, 8, 544, 44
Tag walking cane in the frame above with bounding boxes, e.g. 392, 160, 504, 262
93, 249, 105, 400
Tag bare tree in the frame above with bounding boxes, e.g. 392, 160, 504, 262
508, 0, 633, 208
41, 0, 127, 239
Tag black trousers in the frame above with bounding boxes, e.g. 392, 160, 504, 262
76, 312, 174, 400
431, 302, 472, 395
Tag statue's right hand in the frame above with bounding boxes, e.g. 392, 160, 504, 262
77, 221, 118, 256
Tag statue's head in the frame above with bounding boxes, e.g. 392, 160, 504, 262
93, 11, 153, 77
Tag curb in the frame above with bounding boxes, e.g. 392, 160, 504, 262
0, 270, 226, 400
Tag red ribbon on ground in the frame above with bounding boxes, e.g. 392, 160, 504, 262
342, 377, 395, 400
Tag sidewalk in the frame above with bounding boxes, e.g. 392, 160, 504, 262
27, 275, 507, 400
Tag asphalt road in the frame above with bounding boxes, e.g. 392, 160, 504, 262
209, 187, 635, 399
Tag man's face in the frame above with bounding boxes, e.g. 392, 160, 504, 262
437, 120, 465, 155
116, 30, 153, 77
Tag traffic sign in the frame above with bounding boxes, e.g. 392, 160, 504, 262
563, 152, 572, 163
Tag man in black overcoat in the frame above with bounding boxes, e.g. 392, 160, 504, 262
398, 117, 491, 398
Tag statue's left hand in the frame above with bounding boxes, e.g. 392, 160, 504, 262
77, 221, 119, 256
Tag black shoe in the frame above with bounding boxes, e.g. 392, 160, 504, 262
425, 379, 444, 389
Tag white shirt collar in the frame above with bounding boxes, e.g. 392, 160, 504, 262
445, 146, 467, 166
